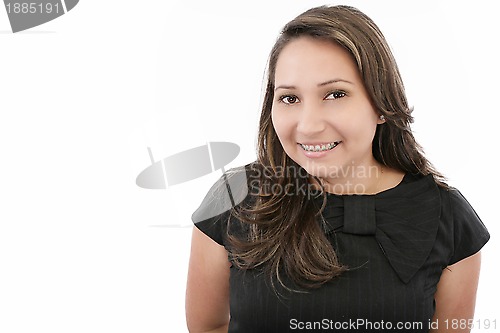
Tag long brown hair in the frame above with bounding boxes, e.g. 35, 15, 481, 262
228, 5, 445, 291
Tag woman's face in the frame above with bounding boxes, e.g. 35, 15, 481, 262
271, 37, 384, 181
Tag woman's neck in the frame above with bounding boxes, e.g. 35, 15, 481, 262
313, 163, 405, 195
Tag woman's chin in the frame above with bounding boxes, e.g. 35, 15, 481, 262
301, 164, 338, 180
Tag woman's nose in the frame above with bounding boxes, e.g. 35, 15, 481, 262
296, 103, 326, 136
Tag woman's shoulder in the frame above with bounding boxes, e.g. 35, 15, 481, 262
190, 162, 259, 246
191, 162, 260, 224
401, 173, 484, 215
433, 181, 490, 265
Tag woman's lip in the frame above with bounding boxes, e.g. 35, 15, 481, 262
297, 141, 342, 149
298, 141, 339, 145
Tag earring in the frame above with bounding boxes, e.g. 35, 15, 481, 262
379, 115, 385, 121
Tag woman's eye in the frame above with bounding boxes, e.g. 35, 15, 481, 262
279, 95, 299, 105
325, 91, 346, 100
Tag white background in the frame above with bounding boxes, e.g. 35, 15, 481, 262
1, 1, 498, 332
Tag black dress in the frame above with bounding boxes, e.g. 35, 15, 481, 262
192, 167, 490, 333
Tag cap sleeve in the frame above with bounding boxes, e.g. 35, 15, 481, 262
191, 166, 250, 246
448, 189, 490, 265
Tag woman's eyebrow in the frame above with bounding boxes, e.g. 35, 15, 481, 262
274, 78, 354, 91
318, 78, 354, 86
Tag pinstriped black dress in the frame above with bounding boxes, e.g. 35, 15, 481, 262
192, 169, 490, 333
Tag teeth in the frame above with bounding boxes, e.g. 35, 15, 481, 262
300, 141, 340, 152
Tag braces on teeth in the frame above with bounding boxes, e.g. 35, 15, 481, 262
301, 142, 340, 152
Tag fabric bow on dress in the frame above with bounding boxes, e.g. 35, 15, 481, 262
317, 174, 441, 284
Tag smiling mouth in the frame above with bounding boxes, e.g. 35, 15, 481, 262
299, 141, 342, 152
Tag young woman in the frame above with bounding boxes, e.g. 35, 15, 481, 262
186, 5, 490, 333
